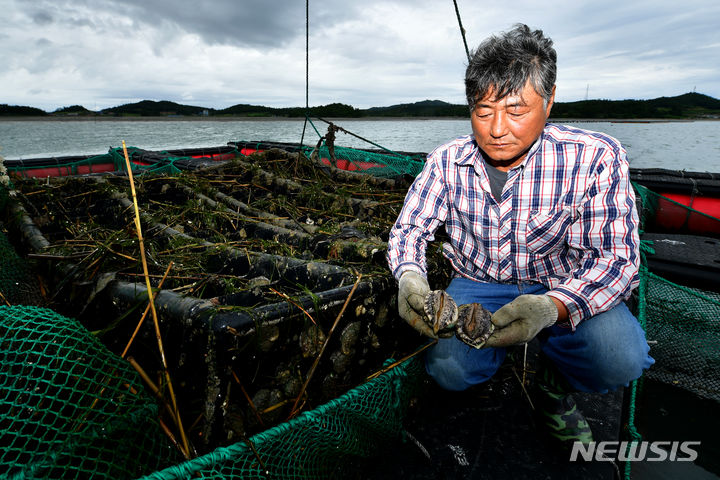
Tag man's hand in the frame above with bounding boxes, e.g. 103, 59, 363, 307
484, 295, 558, 347
397, 271, 435, 338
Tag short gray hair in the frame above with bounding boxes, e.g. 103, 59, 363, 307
465, 24, 557, 108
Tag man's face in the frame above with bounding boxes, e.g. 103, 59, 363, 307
470, 82, 555, 169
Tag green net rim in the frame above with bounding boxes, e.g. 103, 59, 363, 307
139, 355, 420, 479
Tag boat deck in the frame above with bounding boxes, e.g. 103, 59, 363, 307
356, 343, 623, 479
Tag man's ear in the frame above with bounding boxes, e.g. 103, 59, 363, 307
545, 85, 556, 117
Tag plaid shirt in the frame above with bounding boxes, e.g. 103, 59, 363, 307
387, 123, 640, 328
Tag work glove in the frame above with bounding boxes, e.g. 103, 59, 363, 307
484, 294, 558, 348
397, 271, 435, 338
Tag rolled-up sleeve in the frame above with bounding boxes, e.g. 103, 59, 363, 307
387, 156, 449, 280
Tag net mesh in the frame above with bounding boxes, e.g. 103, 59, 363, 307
5, 147, 194, 178
640, 271, 720, 401
305, 144, 425, 178
141, 357, 423, 480
623, 183, 720, 479
6, 152, 117, 178
107, 147, 184, 176
629, 182, 720, 401
0, 218, 42, 306
0, 292, 422, 480
0, 305, 180, 480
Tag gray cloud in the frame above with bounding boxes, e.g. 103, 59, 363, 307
117, 0, 307, 48
1, 0, 718, 111
31, 11, 53, 25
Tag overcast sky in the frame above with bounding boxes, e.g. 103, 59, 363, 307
2, 0, 719, 112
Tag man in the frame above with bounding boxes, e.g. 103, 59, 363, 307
387, 24, 653, 445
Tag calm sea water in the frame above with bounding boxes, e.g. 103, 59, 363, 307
1, 118, 719, 172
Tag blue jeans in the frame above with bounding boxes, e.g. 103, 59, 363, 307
425, 277, 655, 393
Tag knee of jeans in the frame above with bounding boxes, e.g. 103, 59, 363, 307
563, 304, 654, 392
589, 344, 653, 392
425, 340, 504, 391
426, 354, 473, 391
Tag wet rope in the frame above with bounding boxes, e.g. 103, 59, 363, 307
305, 0, 309, 111
300, 0, 310, 146
453, 0, 471, 62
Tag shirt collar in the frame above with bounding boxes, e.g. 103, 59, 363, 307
452, 137, 479, 166
452, 126, 548, 171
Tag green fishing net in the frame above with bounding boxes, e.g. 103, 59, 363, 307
5, 147, 186, 179
0, 305, 180, 480
640, 270, 720, 401
305, 144, 425, 178
631, 182, 720, 401
300, 116, 426, 178
5, 152, 117, 178
0, 298, 422, 479
0, 221, 41, 307
141, 357, 422, 480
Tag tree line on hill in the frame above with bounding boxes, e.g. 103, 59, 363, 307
2, 92, 719, 119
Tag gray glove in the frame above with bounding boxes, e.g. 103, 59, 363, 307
484, 294, 558, 347
397, 271, 435, 338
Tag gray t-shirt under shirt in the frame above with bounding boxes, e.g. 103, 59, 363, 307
484, 162, 508, 203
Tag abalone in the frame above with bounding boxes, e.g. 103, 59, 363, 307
424, 290, 458, 338
455, 303, 494, 348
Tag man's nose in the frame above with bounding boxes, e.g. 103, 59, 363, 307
490, 112, 508, 138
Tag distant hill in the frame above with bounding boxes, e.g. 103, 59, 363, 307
95, 100, 363, 118
365, 99, 468, 117
369, 93, 720, 119
216, 103, 274, 116
550, 92, 720, 119
2, 93, 719, 119
0, 104, 47, 116
102, 100, 210, 116
53, 105, 96, 116
216, 102, 362, 118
